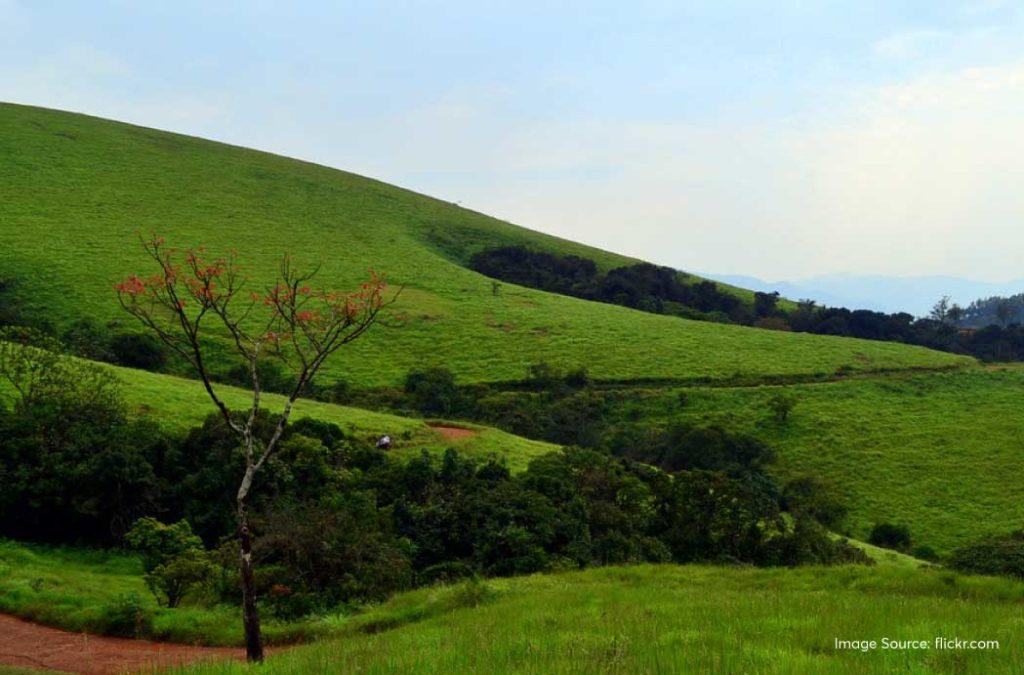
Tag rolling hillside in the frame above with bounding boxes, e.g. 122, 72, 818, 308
0, 355, 556, 473
0, 103, 970, 387
606, 366, 1024, 554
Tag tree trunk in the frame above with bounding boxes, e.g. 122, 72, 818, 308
237, 497, 264, 663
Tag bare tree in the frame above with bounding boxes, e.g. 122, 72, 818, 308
116, 236, 393, 662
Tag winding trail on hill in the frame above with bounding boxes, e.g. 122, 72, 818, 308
0, 614, 243, 674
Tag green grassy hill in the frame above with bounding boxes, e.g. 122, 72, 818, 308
186, 564, 1023, 674
0, 355, 556, 472
0, 103, 970, 387
3, 539, 1019, 674
607, 365, 1024, 554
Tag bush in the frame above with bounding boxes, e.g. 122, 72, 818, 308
767, 392, 797, 423
622, 424, 775, 475
781, 476, 848, 528
146, 549, 216, 608
404, 368, 461, 416
223, 358, 293, 393
125, 517, 204, 571
949, 531, 1024, 578
110, 333, 167, 370
61, 319, 114, 361
126, 518, 215, 607
868, 522, 912, 552
94, 593, 154, 638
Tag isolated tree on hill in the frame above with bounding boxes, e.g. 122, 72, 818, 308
116, 235, 394, 662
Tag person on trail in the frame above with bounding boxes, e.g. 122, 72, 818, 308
376, 435, 392, 450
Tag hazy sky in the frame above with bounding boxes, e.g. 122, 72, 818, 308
3, 1, 1023, 281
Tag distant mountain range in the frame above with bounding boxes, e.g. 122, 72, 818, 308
705, 273, 1024, 318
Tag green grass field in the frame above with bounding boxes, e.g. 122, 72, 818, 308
0, 103, 970, 387
176, 564, 1023, 674
8, 537, 1023, 674
0, 539, 326, 646
605, 365, 1024, 554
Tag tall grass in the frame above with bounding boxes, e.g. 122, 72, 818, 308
179, 564, 1024, 674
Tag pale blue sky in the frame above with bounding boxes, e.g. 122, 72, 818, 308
3, 1, 1023, 280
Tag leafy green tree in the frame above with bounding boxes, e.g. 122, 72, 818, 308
404, 368, 460, 415
126, 517, 214, 607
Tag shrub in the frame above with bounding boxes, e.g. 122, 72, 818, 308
949, 531, 1024, 578
126, 518, 215, 607
404, 367, 460, 416
223, 359, 293, 394
94, 593, 154, 638
144, 549, 217, 608
767, 392, 797, 423
868, 522, 912, 552
61, 319, 114, 361
781, 476, 848, 528
110, 333, 167, 370
628, 424, 775, 475
126, 517, 204, 571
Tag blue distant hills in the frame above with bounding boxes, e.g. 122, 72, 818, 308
705, 273, 1024, 318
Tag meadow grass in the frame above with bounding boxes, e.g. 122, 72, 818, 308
5, 538, 1021, 674
175, 564, 1024, 674
0, 539, 327, 646
609, 365, 1024, 554
0, 355, 557, 473
0, 103, 969, 388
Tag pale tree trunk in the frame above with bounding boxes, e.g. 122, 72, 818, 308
237, 467, 263, 662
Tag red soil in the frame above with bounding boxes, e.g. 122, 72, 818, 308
427, 423, 479, 440
0, 614, 243, 674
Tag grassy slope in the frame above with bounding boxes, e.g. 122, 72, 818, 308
0, 355, 556, 473
0, 539, 328, 646
0, 103, 969, 387
5, 538, 1020, 675
180, 564, 1023, 674
610, 365, 1024, 554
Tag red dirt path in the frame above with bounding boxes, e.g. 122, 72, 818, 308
0, 614, 244, 674
427, 423, 479, 440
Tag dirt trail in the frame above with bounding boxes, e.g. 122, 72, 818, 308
0, 614, 243, 674
427, 423, 479, 440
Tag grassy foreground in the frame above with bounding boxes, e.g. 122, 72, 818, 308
0, 539, 322, 646
176, 564, 1023, 674
0, 103, 970, 387
608, 365, 1024, 554
4, 538, 1021, 674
